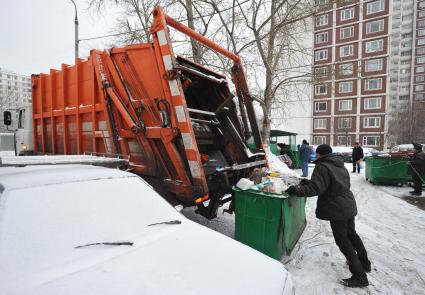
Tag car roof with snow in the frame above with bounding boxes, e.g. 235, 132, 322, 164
0, 164, 136, 192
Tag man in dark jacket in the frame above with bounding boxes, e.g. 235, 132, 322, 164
286, 144, 371, 288
409, 143, 425, 196
352, 143, 364, 174
298, 139, 311, 177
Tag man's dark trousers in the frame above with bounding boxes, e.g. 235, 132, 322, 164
330, 218, 369, 279
412, 173, 423, 194
352, 161, 360, 173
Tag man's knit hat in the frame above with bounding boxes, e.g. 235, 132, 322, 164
413, 142, 423, 151
316, 144, 332, 156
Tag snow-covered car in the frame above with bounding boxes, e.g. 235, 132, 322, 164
0, 164, 294, 295
332, 146, 353, 162
389, 143, 425, 157
363, 147, 380, 157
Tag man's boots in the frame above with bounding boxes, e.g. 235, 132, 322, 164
341, 276, 369, 287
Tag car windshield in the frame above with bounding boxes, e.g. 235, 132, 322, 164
0, 176, 181, 283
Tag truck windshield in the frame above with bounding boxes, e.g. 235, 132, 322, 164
18, 109, 25, 129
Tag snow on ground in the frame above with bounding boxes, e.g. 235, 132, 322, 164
182, 163, 425, 294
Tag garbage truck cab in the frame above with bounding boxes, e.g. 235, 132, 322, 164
15, 106, 34, 155
2, 105, 34, 156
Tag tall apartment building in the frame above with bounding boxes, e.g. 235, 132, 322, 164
0, 68, 31, 132
313, 0, 425, 150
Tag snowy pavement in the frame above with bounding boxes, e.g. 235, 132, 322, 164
182, 164, 425, 294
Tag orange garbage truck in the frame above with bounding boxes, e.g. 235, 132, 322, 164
30, 6, 265, 218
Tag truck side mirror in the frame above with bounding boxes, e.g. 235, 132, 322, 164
3, 111, 12, 126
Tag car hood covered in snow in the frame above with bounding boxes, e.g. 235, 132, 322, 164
0, 165, 290, 295
2, 221, 289, 295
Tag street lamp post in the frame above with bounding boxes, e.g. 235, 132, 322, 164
70, 0, 79, 59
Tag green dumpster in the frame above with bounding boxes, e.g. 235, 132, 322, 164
365, 156, 412, 185
234, 188, 307, 260
293, 150, 301, 169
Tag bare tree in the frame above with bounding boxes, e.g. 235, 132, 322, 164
87, 0, 316, 143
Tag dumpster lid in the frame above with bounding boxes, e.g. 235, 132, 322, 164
233, 187, 290, 199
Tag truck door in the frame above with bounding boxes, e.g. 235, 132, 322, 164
15, 107, 33, 155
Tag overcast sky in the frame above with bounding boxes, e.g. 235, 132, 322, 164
0, 0, 118, 76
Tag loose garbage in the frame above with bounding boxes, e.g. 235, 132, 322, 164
235, 147, 301, 194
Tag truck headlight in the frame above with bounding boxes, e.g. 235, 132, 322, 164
21, 144, 28, 151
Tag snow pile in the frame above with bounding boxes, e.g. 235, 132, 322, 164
0, 155, 127, 166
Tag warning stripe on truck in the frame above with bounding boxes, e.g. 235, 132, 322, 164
153, 25, 207, 193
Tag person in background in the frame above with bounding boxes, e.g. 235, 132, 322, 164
278, 143, 295, 168
352, 143, 364, 174
286, 144, 371, 288
298, 139, 310, 177
408, 142, 425, 196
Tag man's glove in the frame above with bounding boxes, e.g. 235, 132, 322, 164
285, 185, 298, 195
300, 178, 310, 185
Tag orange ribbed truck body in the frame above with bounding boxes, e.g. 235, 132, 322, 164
31, 6, 264, 218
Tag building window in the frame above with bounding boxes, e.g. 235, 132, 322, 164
365, 58, 383, 72
315, 49, 328, 61
364, 117, 381, 128
419, 20, 425, 27
417, 57, 425, 64
419, 11, 425, 18
399, 95, 410, 100
402, 15, 413, 22
339, 63, 353, 75
401, 51, 411, 56
316, 14, 329, 26
364, 97, 381, 109
339, 99, 353, 110
337, 136, 352, 146
340, 26, 354, 39
402, 33, 413, 39
341, 7, 355, 21
315, 84, 327, 95
363, 136, 380, 146
338, 118, 352, 129
316, 0, 328, 5
419, 29, 425, 37
314, 66, 328, 77
420, 1, 425, 9
400, 68, 411, 74
365, 39, 384, 53
314, 118, 327, 129
314, 136, 327, 145
315, 102, 327, 112
366, 19, 384, 34
367, 0, 385, 14
417, 66, 425, 73
415, 84, 425, 91
416, 93, 425, 100
339, 81, 353, 93
416, 75, 425, 82
418, 38, 425, 46
365, 78, 382, 90
315, 32, 329, 44
340, 44, 354, 57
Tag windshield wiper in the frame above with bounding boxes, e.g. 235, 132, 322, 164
75, 241, 133, 249
147, 219, 182, 226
